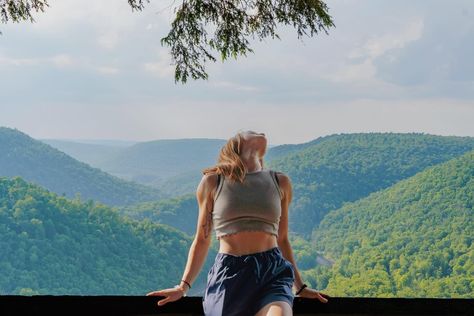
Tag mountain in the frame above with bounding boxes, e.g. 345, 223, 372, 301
0, 176, 218, 295
311, 150, 474, 298
0, 127, 163, 206
120, 193, 197, 236
40, 139, 124, 167
43, 138, 280, 196
267, 132, 474, 237
120, 133, 474, 240
88, 138, 228, 188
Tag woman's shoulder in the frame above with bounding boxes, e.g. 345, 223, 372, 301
198, 172, 220, 195
268, 169, 290, 185
268, 168, 287, 177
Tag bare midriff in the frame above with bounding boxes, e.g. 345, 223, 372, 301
217, 230, 279, 256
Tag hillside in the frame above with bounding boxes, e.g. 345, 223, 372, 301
267, 132, 474, 237
122, 133, 474, 240
40, 139, 124, 167
0, 127, 163, 206
92, 138, 227, 187
311, 150, 474, 298
120, 193, 197, 236
0, 176, 218, 295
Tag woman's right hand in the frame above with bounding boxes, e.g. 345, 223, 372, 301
146, 286, 187, 306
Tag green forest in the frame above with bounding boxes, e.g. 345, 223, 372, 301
310, 150, 473, 298
0, 129, 473, 298
0, 127, 163, 206
0, 176, 217, 295
268, 133, 474, 237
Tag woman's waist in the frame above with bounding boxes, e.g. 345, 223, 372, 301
218, 230, 278, 256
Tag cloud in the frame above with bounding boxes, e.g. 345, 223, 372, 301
51, 54, 76, 68
1, 0, 473, 142
327, 18, 424, 83
372, 2, 474, 87
352, 19, 424, 59
211, 81, 260, 92
96, 66, 120, 75
97, 32, 121, 50
0, 55, 39, 66
0, 53, 76, 68
142, 50, 175, 79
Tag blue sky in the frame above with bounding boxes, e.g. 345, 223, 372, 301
0, 0, 473, 145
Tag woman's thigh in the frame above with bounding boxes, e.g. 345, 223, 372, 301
255, 300, 293, 316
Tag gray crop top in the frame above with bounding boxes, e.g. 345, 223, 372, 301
212, 168, 283, 239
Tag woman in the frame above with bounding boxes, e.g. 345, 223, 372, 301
147, 130, 329, 315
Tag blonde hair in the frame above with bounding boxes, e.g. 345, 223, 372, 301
202, 130, 264, 183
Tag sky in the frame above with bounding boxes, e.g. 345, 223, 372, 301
0, 0, 473, 145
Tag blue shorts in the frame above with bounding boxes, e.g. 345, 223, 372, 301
202, 246, 295, 316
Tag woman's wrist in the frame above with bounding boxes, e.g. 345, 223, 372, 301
180, 280, 191, 291
294, 283, 307, 296
181, 279, 191, 288
293, 281, 304, 291
174, 284, 188, 296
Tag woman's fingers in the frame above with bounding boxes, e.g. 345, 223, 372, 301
316, 292, 328, 303
147, 288, 184, 307
157, 298, 171, 306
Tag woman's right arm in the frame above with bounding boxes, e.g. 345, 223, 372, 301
147, 173, 217, 304
177, 173, 217, 293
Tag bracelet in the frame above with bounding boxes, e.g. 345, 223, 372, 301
181, 279, 192, 289
295, 283, 307, 296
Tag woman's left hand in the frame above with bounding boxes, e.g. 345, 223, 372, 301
297, 287, 329, 303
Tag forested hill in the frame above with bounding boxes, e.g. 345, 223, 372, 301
121, 133, 474, 239
40, 139, 124, 167
120, 193, 197, 236
0, 176, 217, 295
267, 132, 474, 237
91, 138, 227, 186
0, 127, 163, 206
43, 138, 283, 196
312, 150, 474, 298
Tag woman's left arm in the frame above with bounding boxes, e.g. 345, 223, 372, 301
276, 172, 329, 303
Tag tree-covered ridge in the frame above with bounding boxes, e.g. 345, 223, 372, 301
311, 150, 474, 298
40, 139, 124, 168
0, 176, 217, 295
267, 132, 474, 237
0, 127, 163, 206
94, 138, 226, 190
263, 135, 335, 162
120, 193, 198, 237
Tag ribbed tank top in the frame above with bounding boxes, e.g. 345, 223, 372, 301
212, 168, 283, 240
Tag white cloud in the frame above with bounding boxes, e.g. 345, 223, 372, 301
50, 54, 75, 68
97, 32, 121, 50
26, 0, 172, 51
351, 18, 424, 60
1, 0, 473, 143
0, 53, 76, 68
142, 50, 174, 79
327, 18, 424, 84
96, 66, 120, 75
211, 81, 260, 92
0, 55, 39, 66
